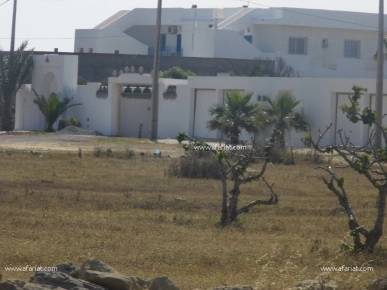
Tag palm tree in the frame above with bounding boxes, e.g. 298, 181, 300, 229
32, 90, 81, 132
0, 41, 34, 131
260, 91, 308, 147
207, 91, 260, 145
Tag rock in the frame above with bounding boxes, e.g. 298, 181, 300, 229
80, 258, 150, 290
295, 280, 338, 290
23, 284, 64, 290
149, 276, 180, 290
57, 126, 104, 136
207, 286, 253, 290
54, 262, 80, 278
174, 198, 186, 202
367, 276, 387, 290
30, 271, 106, 290
0, 279, 25, 290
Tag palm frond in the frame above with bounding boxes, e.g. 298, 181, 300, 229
0, 41, 34, 130
33, 89, 81, 132
261, 91, 308, 147
206, 90, 260, 143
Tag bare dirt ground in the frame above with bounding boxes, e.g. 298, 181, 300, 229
0, 130, 331, 162
0, 131, 184, 157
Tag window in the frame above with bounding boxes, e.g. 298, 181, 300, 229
289, 37, 307, 55
160, 34, 166, 51
244, 35, 253, 44
344, 40, 360, 58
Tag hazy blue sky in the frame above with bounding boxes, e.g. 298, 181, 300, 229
0, 0, 382, 52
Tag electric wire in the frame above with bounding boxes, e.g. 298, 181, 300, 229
0, 2, 385, 41
0, 0, 9, 7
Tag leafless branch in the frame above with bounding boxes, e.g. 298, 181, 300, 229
236, 176, 278, 215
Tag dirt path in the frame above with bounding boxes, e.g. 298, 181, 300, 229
0, 132, 184, 157
0, 131, 334, 162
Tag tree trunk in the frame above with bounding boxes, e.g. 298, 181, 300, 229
1, 105, 13, 131
227, 178, 240, 223
229, 125, 240, 145
219, 161, 228, 225
363, 188, 387, 252
277, 129, 286, 148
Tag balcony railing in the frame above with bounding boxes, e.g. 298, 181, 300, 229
148, 46, 183, 56
121, 85, 152, 99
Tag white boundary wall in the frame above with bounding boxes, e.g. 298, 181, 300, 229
15, 54, 387, 147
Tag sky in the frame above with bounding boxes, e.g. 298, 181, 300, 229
0, 0, 382, 52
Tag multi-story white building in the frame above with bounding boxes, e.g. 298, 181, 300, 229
75, 6, 387, 78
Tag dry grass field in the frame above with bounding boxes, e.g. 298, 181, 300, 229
0, 144, 386, 289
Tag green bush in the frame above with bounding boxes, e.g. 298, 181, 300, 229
69, 117, 81, 127
162, 67, 196, 79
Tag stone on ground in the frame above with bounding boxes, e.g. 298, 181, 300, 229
207, 286, 253, 290
295, 280, 338, 290
0, 279, 25, 290
80, 258, 150, 290
148, 276, 180, 290
367, 276, 387, 290
29, 271, 106, 290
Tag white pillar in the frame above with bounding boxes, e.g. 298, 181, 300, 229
14, 87, 26, 130
109, 82, 122, 136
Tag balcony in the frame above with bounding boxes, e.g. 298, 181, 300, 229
148, 46, 183, 56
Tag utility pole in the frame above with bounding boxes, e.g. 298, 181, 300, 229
149, 0, 162, 141
191, 5, 197, 50
10, 0, 17, 59
375, 0, 384, 148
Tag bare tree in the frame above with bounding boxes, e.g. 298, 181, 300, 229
177, 132, 278, 226
303, 85, 387, 252
273, 57, 298, 77
249, 57, 299, 77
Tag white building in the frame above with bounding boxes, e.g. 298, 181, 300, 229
14, 54, 387, 148
75, 6, 387, 78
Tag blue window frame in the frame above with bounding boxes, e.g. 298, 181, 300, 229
176, 34, 182, 54
244, 35, 253, 44
160, 34, 166, 51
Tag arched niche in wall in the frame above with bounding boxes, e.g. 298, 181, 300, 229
40, 72, 58, 97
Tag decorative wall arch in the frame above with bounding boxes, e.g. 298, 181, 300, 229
40, 72, 58, 97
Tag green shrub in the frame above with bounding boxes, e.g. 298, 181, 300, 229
69, 117, 81, 127
162, 67, 196, 79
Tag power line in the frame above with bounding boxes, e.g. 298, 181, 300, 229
238, 0, 384, 30
1, 3, 387, 42
0, 0, 10, 7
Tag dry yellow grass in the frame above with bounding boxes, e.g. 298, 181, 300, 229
0, 149, 386, 290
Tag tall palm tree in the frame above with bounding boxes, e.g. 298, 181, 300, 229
0, 41, 34, 131
207, 91, 260, 144
32, 90, 81, 132
260, 91, 308, 147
